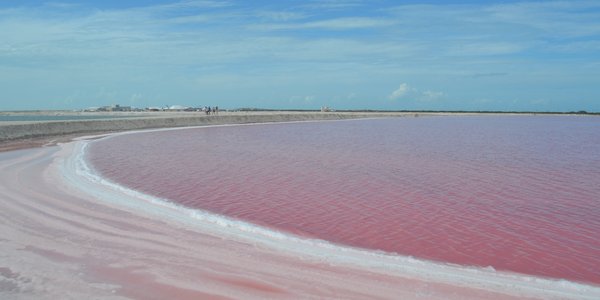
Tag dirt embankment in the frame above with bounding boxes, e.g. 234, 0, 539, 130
0, 112, 414, 152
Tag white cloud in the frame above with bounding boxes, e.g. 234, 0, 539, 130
255, 11, 307, 22
1, 1, 599, 111
302, 17, 395, 30
390, 84, 444, 101
43, 2, 81, 9
389, 83, 412, 100
303, 0, 363, 10
146, 0, 232, 12
252, 17, 396, 31
166, 14, 216, 24
485, 1, 600, 37
447, 42, 527, 56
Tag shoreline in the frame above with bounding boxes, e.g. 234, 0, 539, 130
0, 111, 415, 152
1, 117, 600, 299
2, 111, 594, 153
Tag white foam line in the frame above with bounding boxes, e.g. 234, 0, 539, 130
59, 123, 600, 300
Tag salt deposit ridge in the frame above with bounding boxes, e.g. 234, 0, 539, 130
1, 123, 599, 299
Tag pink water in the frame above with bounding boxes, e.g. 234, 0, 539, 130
87, 116, 600, 285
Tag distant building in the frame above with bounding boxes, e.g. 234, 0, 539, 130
111, 104, 131, 112
97, 104, 132, 112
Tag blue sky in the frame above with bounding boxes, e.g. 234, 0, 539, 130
1, 0, 599, 111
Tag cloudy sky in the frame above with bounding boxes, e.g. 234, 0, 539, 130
1, 0, 599, 111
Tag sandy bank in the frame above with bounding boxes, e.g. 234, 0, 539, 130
0, 112, 418, 141
0, 111, 417, 151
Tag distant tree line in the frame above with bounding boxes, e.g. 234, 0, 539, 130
233, 108, 598, 115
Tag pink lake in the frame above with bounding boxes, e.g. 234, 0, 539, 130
87, 116, 600, 285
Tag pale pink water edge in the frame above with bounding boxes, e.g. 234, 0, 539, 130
88, 116, 600, 285
5, 145, 516, 299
